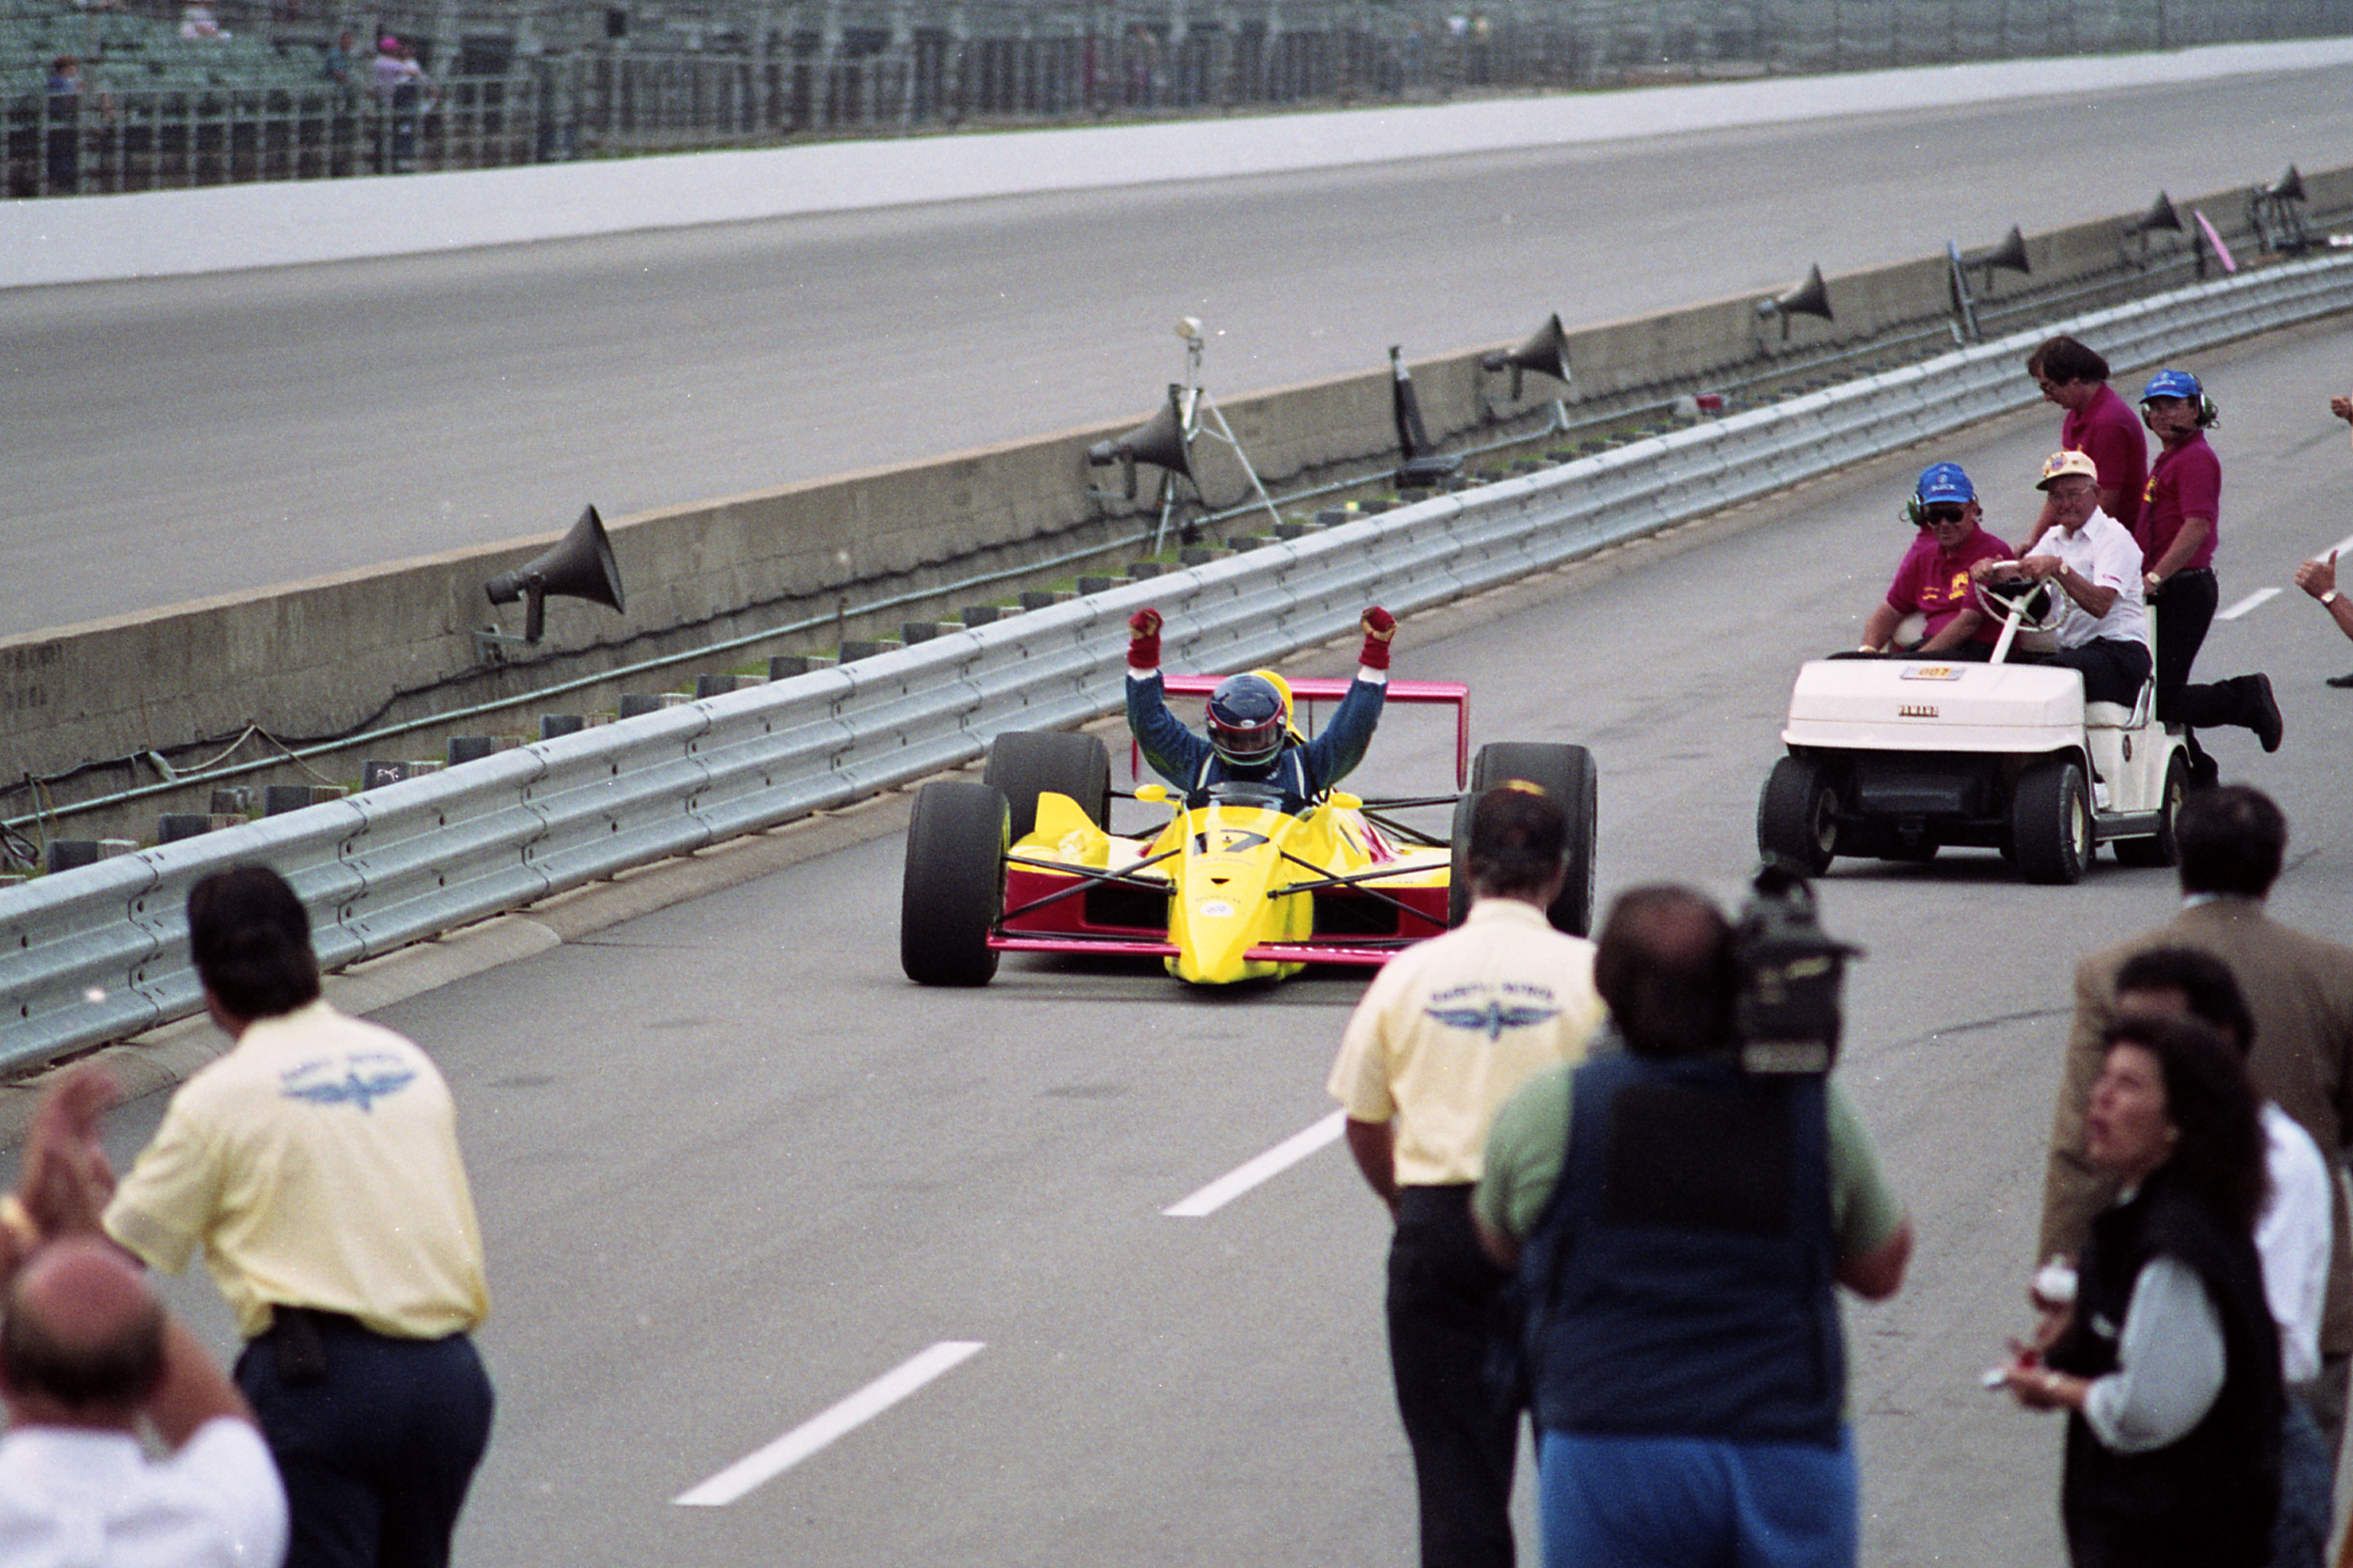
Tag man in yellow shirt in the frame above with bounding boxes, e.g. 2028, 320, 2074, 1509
100, 864, 492, 1568
1328, 784, 1607, 1568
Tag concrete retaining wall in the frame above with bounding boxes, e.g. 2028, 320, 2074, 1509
7, 165, 2346, 834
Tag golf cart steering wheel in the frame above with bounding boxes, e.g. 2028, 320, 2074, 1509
1973, 571, 2066, 634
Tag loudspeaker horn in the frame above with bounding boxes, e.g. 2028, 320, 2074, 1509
2124, 191, 2182, 236
1755, 264, 1834, 336
1477, 313, 1573, 400
1964, 225, 2032, 276
2266, 165, 2306, 204
1087, 384, 1194, 500
485, 504, 626, 644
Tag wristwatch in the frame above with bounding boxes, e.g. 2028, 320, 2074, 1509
2325, 591, 2341, 608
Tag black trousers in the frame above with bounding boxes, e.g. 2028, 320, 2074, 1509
2152, 568, 2267, 741
237, 1312, 494, 1568
1389, 1185, 1519, 1568
2044, 637, 2152, 708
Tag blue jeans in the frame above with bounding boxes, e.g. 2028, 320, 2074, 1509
1536, 1426, 1857, 1568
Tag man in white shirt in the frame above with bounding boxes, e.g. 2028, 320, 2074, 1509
1976, 449, 2152, 706
0, 1217, 287, 1566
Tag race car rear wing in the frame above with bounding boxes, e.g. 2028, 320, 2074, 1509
1153, 674, 1471, 787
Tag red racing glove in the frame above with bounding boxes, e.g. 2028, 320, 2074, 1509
1359, 605, 1396, 671
1128, 608, 1163, 672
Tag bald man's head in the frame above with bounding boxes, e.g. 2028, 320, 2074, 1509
2, 1239, 165, 1422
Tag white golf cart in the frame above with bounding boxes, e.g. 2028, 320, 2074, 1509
1757, 579, 2189, 885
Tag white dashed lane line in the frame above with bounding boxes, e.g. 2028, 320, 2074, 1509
674, 1341, 986, 1507
1163, 1112, 1344, 1218
2219, 586, 2280, 620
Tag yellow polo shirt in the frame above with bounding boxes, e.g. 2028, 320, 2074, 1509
104, 1000, 489, 1340
1328, 898, 1606, 1187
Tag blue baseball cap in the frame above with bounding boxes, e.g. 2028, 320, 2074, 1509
2140, 369, 2202, 403
1914, 462, 1975, 506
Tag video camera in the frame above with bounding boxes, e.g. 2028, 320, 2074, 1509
1731, 859, 1862, 1074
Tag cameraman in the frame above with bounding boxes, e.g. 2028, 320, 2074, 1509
1474, 884, 1911, 1568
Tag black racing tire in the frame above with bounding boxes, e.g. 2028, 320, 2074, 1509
1757, 755, 1839, 877
900, 781, 1007, 986
1446, 792, 1478, 929
2011, 759, 2091, 885
984, 731, 1111, 842
2113, 751, 2189, 869
1465, 742, 1599, 937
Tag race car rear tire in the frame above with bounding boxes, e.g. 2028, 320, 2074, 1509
2011, 760, 2090, 885
1464, 742, 1598, 937
984, 731, 1111, 842
2112, 752, 2188, 869
901, 781, 1007, 986
1757, 755, 1839, 877
1445, 793, 1478, 929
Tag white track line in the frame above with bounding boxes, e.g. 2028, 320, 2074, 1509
2219, 587, 2280, 620
674, 1341, 985, 1507
1163, 1112, 1344, 1218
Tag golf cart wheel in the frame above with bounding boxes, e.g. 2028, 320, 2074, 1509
1757, 755, 1839, 876
2112, 752, 2189, 869
1464, 742, 1600, 937
984, 731, 1111, 841
901, 781, 1007, 986
2011, 760, 2091, 885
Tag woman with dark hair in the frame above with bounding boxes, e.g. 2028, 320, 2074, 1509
2001, 1015, 2281, 1567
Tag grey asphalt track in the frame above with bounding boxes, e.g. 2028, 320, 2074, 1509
23, 61, 2353, 1568
76, 311, 2353, 1566
9, 64, 2353, 635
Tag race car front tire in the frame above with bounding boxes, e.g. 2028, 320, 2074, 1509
1460, 742, 1599, 937
984, 731, 1112, 841
901, 781, 1007, 986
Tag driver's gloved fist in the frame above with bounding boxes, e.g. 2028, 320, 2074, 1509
1128, 608, 1163, 671
1359, 606, 1396, 671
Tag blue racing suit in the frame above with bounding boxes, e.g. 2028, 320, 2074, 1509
1125, 670, 1386, 813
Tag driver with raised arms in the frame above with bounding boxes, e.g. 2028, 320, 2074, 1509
1971, 449, 2152, 706
1124, 604, 1395, 811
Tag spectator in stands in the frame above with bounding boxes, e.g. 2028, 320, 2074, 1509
44, 57, 83, 194
374, 38, 434, 174
324, 31, 361, 93
178, 2, 228, 41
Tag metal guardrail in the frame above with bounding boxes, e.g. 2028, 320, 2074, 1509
5, 249, 2349, 1071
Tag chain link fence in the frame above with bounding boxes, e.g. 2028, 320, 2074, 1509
8, 1, 2353, 194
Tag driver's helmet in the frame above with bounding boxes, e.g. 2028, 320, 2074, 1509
1206, 673, 1287, 769
1248, 668, 1305, 744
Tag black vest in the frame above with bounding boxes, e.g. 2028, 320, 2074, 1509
1516, 1050, 1842, 1449
2048, 1167, 2280, 1568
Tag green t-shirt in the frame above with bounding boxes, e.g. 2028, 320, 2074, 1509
1473, 1049, 1904, 1260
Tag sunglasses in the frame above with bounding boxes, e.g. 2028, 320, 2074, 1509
1917, 504, 1968, 526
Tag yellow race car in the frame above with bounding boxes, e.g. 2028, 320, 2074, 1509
899, 677, 1596, 986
